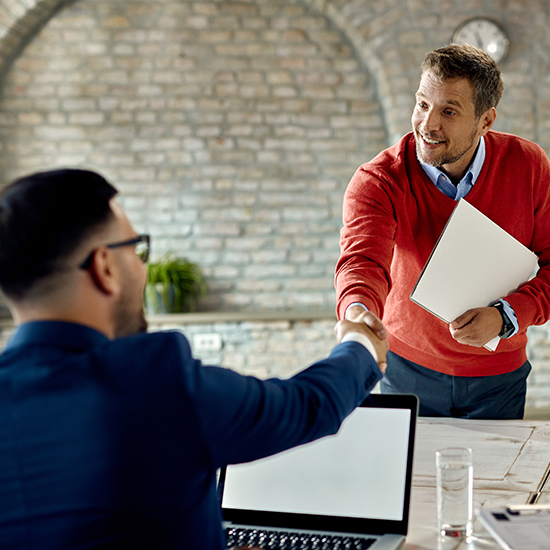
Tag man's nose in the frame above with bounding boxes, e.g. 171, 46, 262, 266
420, 108, 440, 133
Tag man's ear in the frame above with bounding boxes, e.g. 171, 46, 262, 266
88, 247, 121, 296
479, 107, 497, 135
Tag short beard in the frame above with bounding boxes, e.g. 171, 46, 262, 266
113, 296, 148, 339
118, 310, 148, 338
415, 125, 479, 169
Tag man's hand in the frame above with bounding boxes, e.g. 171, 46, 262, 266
449, 306, 502, 347
344, 306, 388, 340
335, 317, 389, 374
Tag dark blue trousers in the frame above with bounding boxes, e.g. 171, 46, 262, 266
380, 351, 531, 419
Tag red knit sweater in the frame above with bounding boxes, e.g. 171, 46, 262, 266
336, 131, 550, 376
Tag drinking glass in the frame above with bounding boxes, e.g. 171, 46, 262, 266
436, 447, 473, 538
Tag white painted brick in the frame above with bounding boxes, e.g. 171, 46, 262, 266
69, 112, 105, 125
246, 224, 275, 235
17, 112, 43, 125
251, 250, 288, 263
195, 237, 223, 250
33, 126, 86, 139
201, 208, 252, 222
195, 223, 241, 236
244, 265, 296, 278
59, 140, 94, 153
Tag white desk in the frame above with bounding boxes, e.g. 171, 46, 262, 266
405, 418, 550, 549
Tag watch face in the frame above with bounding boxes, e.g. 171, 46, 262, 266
453, 18, 509, 63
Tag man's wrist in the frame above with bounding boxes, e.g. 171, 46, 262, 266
344, 303, 368, 320
492, 301, 515, 339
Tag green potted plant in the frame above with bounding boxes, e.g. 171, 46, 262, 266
145, 254, 207, 314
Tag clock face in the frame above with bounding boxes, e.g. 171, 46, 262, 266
453, 18, 509, 64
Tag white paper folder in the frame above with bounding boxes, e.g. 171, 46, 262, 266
410, 199, 538, 351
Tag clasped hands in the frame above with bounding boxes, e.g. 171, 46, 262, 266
335, 308, 390, 373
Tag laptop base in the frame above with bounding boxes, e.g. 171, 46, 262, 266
224, 523, 406, 550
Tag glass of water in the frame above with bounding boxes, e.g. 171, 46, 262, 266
436, 447, 473, 538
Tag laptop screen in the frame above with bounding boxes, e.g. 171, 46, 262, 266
219, 393, 417, 536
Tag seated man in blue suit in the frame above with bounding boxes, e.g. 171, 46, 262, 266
0, 168, 388, 550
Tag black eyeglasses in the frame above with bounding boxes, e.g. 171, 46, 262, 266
79, 234, 150, 270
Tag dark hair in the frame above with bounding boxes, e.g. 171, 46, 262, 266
421, 43, 504, 118
0, 168, 117, 300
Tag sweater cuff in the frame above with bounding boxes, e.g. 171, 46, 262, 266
344, 302, 369, 319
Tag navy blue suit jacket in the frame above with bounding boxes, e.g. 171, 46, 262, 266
0, 321, 381, 549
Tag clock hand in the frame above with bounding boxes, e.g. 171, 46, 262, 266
474, 30, 483, 48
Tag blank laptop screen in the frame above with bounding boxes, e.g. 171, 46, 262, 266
221, 406, 412, 522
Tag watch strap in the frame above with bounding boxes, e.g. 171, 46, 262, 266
492, 302, 515, 339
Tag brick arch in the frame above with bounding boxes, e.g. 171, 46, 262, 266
301, 0, 397, 144
0, 0, 76, 80
0, 0, 402, 145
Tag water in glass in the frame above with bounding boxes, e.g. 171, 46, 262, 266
436, 448, 473, 538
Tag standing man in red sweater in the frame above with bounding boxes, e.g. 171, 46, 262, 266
336, 43, 550, 419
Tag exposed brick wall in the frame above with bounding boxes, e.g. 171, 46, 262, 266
0, 0, 387, 311
0, 0, 75, 79
2, 0, 550, 148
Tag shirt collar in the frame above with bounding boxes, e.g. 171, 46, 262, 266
5, 320, 109, 352
420, 135, 486, 189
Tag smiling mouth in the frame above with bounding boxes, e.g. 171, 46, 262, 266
417, 131, 445, 145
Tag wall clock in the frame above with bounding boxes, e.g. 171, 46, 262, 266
452, 18, 509, 64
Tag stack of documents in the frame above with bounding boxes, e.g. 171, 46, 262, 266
478, 505, 550, 550
410, 199, 538, 351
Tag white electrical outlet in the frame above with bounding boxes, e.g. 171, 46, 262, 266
193, 333, 222, 353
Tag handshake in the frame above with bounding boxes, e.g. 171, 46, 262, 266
334, 310, 389, 374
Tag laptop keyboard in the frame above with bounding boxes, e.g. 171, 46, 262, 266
225, 527, 376, 549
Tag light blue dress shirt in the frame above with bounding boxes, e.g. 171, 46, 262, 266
420, 134, 486, 200
348, 136, 519, 338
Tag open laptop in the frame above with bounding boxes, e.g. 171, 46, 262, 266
217, 393, 418, 550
